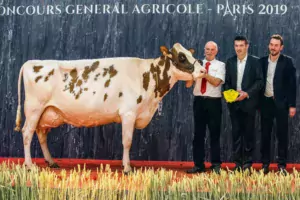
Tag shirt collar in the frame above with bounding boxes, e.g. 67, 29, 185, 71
238, 54, 248, 63
204, 58, 216, 63
268, 55, 279, 63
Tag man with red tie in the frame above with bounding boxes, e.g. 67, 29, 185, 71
186, 41, 225, 174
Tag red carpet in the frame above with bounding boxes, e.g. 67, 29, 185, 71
0, 157, 299, 177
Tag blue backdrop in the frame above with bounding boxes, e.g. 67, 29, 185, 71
0, 0, 299, 163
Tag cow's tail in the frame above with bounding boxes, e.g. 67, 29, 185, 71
14, 65, 24, 132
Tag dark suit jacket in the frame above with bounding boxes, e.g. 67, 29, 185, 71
259, 54, 296, 109
224, 55, 264, 114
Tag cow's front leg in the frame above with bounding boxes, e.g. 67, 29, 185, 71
121, 111, 136, 174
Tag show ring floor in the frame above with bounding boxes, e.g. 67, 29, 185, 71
0, 157, 299, 177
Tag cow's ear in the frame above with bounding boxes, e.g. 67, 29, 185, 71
188, 48, 195, 54
160, 46, 170, 54
160, 46, 172, 59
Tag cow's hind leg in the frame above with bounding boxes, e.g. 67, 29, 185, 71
121, 112, 136, 174
22, 112, 43, 169
36, 128, 59, 168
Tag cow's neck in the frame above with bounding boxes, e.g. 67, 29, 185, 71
144, 56, 177, 101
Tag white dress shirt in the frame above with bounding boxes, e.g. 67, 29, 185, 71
264, 56, 278, 97
193, 58, 225, 97
236, 54, 248, 91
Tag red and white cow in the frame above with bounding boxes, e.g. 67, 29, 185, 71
14, 43, 205, 173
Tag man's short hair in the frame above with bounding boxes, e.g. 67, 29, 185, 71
271, 34, 284, 45
234, 35, 248, 45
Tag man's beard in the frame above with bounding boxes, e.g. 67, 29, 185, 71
270, 50, 279, 56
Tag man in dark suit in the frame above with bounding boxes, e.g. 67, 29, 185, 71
224, 36, 263, 171
259, 34, 297, 175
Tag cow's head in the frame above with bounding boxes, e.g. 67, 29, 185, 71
160, 43, 206, 81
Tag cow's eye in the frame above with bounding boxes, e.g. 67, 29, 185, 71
178, 54, 186, 62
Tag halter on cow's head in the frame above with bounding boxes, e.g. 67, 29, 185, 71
160, 43, 206, 81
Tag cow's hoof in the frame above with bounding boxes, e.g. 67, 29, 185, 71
123, 165, 132, 175
49, 163, 60, 168
24, 163, 33, 172
45, 160, 60, 168
123, 170, 132, 176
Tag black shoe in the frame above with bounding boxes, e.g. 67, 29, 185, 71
242, 163, 253, 172
211, 165, 221, 174
232, 162, 242, 172
186, 166, 206, 174
233, 166, 242, 172
278, 166, 287, 176
262, 164, 269, 175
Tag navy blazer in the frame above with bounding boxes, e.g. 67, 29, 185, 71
224, 55, 264, 114
259, 54, 296, 108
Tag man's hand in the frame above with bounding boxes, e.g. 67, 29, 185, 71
235, 90, 249, 101
289, 107, 296, 118
185, 80, 194, 88
198, 69, 207, 79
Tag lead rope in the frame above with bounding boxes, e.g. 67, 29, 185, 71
155, 68, 163, 116
158, 101, 163, 116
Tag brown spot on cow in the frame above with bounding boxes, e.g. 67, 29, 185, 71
70, 68, 77, 79
35, 76, 43, 83
103, 65, 117, 78
119, 92, 123, 97
82, 61, 99, 82
63, 64, 99, 99
75, 88, 83, 99
104, 79, 110, 87
142, 72, 150, 91
137, 95, 142, 104
44, 69, 55, 82
63, 73, 68, 82
150, 57, 171, 98
69, 68, 78, 94
63, 68, 85, 99
48, 69, 54, 76
158, 59, 165, 66
108, 65, 117, 78
104, 93, 108, 101
91, 61, 99, 71
76, 79, 83, 87
94, 73, 101, 81
103, 68, 108, 77
33, 66, 43, 73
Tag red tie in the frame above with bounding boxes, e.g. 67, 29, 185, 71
200, 62, 210, 94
